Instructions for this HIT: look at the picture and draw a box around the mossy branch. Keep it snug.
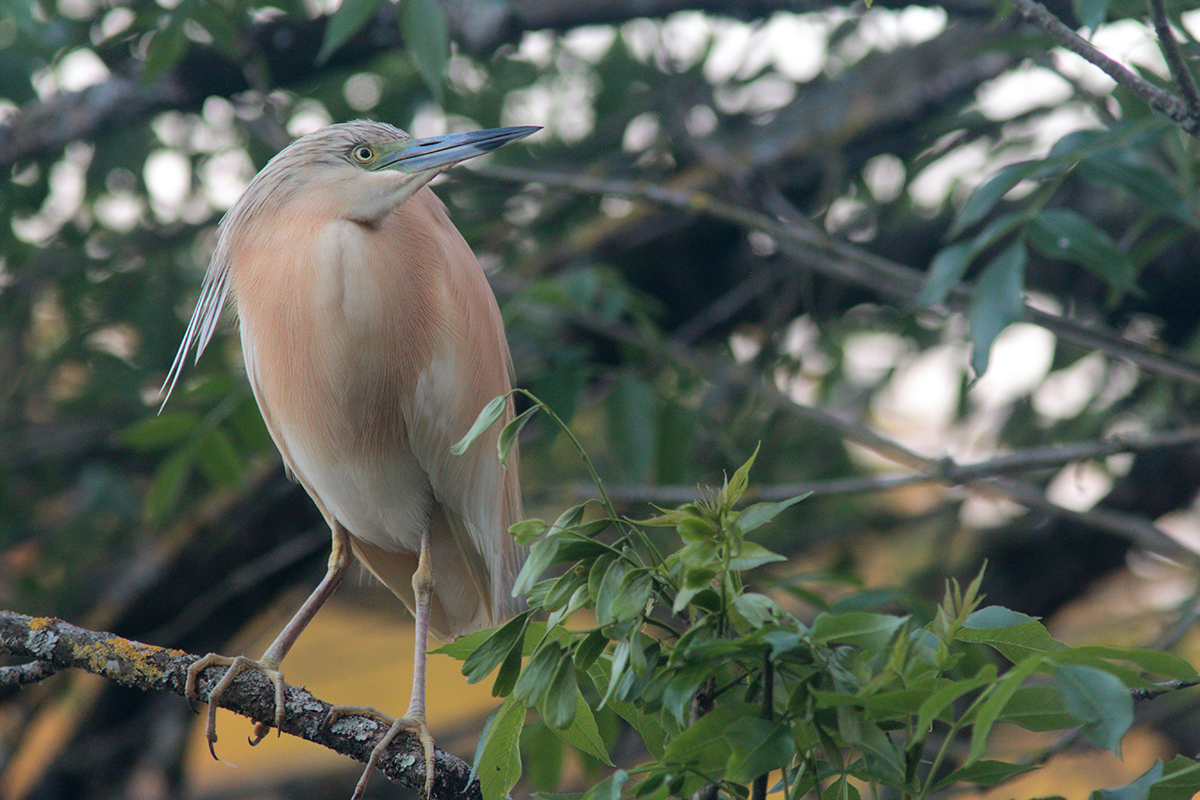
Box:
[0,610,481,800]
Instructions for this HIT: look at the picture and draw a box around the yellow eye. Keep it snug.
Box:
[351,145,374,164]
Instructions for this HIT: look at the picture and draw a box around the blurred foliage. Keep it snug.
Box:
[3,0,1200,796]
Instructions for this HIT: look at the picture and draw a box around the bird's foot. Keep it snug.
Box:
[186,653,287,757]
[325,705,435,800]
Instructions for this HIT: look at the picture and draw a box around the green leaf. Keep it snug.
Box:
[595,559,630,626]
[1097,759,1163,800]
[836,705,905,781]
[609,570,653,622]
[717,443,759,511]
[723,718,795,784]
[399,0,448,105]
[600,638,631,708]
[143,22,188,82]
[932,759,1038,791]
[475,696,526,800]
[967,242,1026,377]
[1150,756,1200,800]
[499,405,538,467]
[661,662,714,725]
[195,427,241,488]
[453,394,508,455]
[550,503,588,534]
[317,0,388,64]
[1000,686,1079,731]
[1073,0,1113,32]
[514,641,568,708]
[664,704,757,769]
[919,214,1025,308]
[513,536,560,597]
[1028,209,1137,291]
[608,700,667,760]
[960,607,1065,662]
[737,494,808,534]
[510,519,548,545]
[431,625,494,660]
[728,541,787,571]
[540,652,579,729]
[547,691,613,764]
[1055,663,1133,755]
[463,613,528,684]
[523,723,564,790]
[574,631,609,672]
[916,666,996,735]
[964,606,1039,629]
[732,593,780,627]
[950,162,1037,237]
[1079,155,1195,225]
[968,655,1044,761]
[493,639,523,697]
[918,241,975,307]
[581,769,629,800]
[145,447,194,523]
[120,412,198,452]
[1066,646,1198,682]
[812,611,909,648]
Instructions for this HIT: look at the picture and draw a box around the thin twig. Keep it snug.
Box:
[0,660,64,687]
[577,425,1200,506]
[1006,0,1200,135]
[536,305,1199,563]
[474,165,1200,388]
[1146,0,1200,115]
[1131,678,1200,700]
[0,611,481,800]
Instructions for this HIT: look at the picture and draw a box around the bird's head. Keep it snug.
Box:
[239,120,539,230]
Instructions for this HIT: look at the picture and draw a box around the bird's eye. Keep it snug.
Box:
[351,145,374,164]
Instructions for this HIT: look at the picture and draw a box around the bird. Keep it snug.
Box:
[161,119,535,799]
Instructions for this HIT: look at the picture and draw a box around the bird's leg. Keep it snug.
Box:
[187,523,353,755]
[327,528,436,800]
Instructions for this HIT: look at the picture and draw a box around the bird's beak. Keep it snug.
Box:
[370,126,540,174]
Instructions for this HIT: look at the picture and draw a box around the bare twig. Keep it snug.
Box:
[583,425,1200,506]
[1146,0,1200,115]
[476,165,1200,388]
[0,660,64,688]
[1006,0,1200,135]
[0,611,481,800]
[537,299,1199,563]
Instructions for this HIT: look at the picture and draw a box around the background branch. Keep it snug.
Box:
[478,164,1200,387]
[0,612,482,800]
[1007,0,1200,134]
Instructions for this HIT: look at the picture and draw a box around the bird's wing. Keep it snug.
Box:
[398,189,525,631]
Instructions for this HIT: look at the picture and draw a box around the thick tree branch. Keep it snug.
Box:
[0,612,483,800]
[0,0,991,171]
[1007,0,1200,135]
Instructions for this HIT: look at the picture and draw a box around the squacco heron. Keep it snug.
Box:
[162,120,535,798]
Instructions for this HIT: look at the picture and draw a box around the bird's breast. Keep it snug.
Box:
[231,213,444,539]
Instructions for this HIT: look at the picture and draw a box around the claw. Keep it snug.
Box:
[325,705,435,799]
[186,652,288,758]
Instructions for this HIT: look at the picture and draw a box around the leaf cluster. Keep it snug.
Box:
[441,394,1200,800]
[918,120,1198,376]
